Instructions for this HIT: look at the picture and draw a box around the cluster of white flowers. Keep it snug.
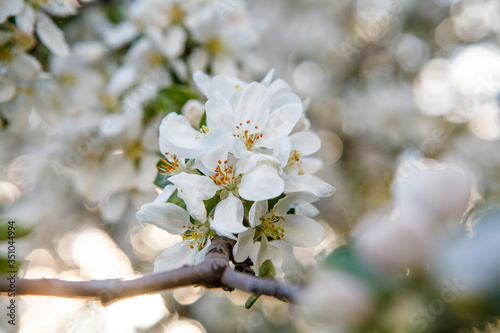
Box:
[136,70,334,273]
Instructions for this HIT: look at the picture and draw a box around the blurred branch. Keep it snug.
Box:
[0,236,300,305]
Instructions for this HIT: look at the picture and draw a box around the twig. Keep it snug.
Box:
[0,236,301,305]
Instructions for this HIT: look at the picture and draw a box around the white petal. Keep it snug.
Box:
[169,173,221,221]
[103,21,139,49]
[42,1,77,16]
[257,237,283,272]
[159,113,230,159]
[0,0,23,23]
[239,164,284,201]
[36,12,69,56]
[154,241,197,272]
[188,48,209,73]
[257,103,303,148]
[249,200,267,227]
[15,4,35,34]
[211,193,247,240]
[273,192,319,217]
[300,157,323,174]
[193,70,211,97]
[207,75,247,101]
[234,82,270,131]
[235,153,280,176]
[284,174,335,198]
[181,99,204,128]
[233,229,256,263]
[163,26,186,59]
[106,64,137,97]
[260,68,275,87]
[153,185,176,204]
[206,91,234,132]
[282,215,325,247]
[296,203,320,217]
[212,54,238,76]
[0,76,16,103]
[194,239,211,264]
[199,145,229,174]
[136,202,189,234]
[290,131,321,156]
[10,53,41,79]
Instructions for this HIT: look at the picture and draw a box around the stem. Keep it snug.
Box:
[0,236,301,305]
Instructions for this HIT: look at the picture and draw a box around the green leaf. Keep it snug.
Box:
[325,245,385,287]
[245,294,261,309]
[267,194,286,211]
[204,195,220,216]
[143,85,201,124]
[258,260,276,278]
[0,219,31,241]
[153,172,172,189]
[0,257,21,273]
[167,190,187,210]
[105,3,126,24]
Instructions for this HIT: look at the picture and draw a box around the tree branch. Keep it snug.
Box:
[0,236,301,305]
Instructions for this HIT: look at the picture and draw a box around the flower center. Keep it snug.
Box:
[206,38,224,54]
[233,120,263,150]
[195,125,209,139]
[170,4,185,24]
[257,210,285,241]
[157,153,181,175]
[210,160,235,186]
[181,222,211,250]
[287,150,302,167]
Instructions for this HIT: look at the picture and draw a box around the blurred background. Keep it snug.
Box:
[1,0,500,332]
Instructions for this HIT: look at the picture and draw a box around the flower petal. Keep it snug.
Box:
[257,237,283,272]
[194,239,211,264]
[0,76,16,103]
[15,4,35,34]
[211,192,247,240]
[282,215,325,247]
[249,200,267,227]
[206,91,234,132]
[169,173,221,221]
[290,131,321,156]
[257,103,303,148]
[193,70,211,97]
[136,202,189,235]
[234,82,270,131]
[153,241,197,272]
[233,228,256,263]
[239,164,284,201]
[273,192,319,216]
[36,12,69,56]
[0,0,23,23]
[284,174,335,198]
[159,113,230,159]
[153,185,176,204]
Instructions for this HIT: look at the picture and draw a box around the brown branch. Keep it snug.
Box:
[0,236,301,305]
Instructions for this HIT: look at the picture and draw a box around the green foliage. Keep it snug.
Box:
[153,171,172,189]
[0,257,21,273]
[325,245,392,293]
[167,190,187,210]
[105,3,126,24]
[143,85,201,124]
[204,195,220,217]
[0,219,31,241]
[259,260,276,278]
[245,294,261,309]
